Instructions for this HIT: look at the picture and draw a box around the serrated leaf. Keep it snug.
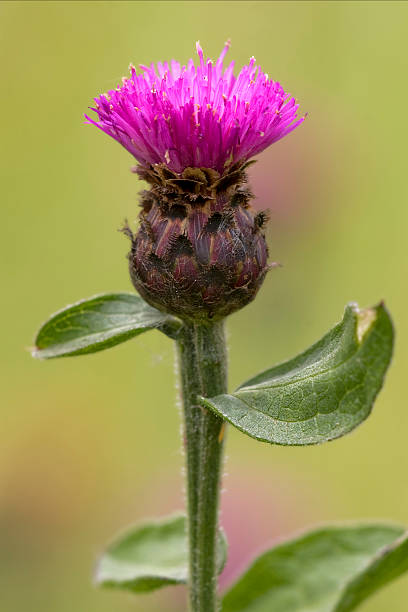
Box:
[202,302,393,445]
[32,292,180,359]
[222,524,408,612]
[95,514,228,593]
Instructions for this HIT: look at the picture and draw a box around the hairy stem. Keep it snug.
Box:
[177,320,228,612]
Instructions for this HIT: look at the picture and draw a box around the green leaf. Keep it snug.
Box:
[202,302,393,445]
[95,514,228,593]
[32,292,180,359]
[222,524,408,612]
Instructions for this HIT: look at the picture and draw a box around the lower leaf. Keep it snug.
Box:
[95,514,227,593]
[221,524,407,612]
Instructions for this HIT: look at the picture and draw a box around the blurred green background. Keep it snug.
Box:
[1,1,408,610]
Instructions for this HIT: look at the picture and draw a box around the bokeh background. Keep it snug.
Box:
[1,1,408,611]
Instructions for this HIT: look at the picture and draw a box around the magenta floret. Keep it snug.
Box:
[86,41,304,173]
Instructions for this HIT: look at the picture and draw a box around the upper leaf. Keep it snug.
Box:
[201,303,393,445]
[95,514,227,593]
[33,293,180,359]
[221,524,407,612]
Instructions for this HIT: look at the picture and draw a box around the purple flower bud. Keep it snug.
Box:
[125,163,269,320]
[87,43,304,320]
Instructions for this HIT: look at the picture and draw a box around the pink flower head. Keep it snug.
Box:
[86,41,304,174]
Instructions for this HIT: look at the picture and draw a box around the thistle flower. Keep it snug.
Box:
[87,42,304,321]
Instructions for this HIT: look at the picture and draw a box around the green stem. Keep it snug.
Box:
[177,320,228,612]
